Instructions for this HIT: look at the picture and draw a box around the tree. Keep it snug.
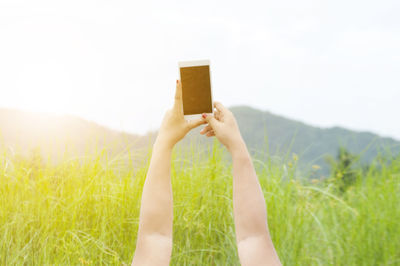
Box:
[326,147,359,192]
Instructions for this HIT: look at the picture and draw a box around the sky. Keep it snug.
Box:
[1,0,399,139]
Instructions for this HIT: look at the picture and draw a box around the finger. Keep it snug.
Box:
[202,113,218,128]
[200,124,213,134]
[173,80,183,112]
[206,130,215,137]
[200,127,213,136]
[214,109,221,121]
[213,101,228,113]
[187,118,206,130]
[200,125,212,134]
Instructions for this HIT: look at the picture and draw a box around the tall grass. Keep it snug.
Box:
[0,143,399,265]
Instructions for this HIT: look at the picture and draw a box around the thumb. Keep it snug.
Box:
[187,118,206,130]
[202,113,218,129]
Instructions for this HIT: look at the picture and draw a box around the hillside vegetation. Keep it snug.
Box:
[1,107,399,175]
[0,108,155,161]
[231,106,400,173]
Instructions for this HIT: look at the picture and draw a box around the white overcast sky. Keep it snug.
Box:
[1,0,399,139]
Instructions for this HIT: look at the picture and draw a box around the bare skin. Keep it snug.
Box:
[131,80,205,265]
[201,103,281,266]
[132,81,281,266]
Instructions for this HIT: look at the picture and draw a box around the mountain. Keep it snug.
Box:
[231,106,400,173]
[1,107,399,174]
[0,108,156,162]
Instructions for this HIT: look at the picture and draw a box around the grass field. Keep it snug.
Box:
[0,142,399,265]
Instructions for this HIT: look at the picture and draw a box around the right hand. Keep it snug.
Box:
[200,102,244,152]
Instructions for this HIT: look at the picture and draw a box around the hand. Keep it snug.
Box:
[157,80,206,149]
[200,102,244,153]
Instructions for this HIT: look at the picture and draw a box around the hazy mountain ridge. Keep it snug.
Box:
[231,106,400,171]
[1,107,399,173]
[0,108,155,160]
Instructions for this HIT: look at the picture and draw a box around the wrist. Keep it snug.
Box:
[230,141,252,167]
[227,136,248,157]
[154,135,175,151]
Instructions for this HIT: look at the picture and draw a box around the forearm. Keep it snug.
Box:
[137,137,173,238]
[202,103,280,265]
[231,139,269,242]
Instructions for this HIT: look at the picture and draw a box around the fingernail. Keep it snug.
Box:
[202,113,207,119]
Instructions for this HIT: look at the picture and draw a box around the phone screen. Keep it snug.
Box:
[180,65,212,115]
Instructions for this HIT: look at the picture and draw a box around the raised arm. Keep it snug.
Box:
[132,80,204,265]
[201,102,281,266]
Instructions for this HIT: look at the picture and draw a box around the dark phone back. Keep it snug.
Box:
[180,65,212,115]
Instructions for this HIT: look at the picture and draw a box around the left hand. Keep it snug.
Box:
[156,80,206,148]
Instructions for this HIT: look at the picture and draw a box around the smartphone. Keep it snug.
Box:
[178,60,213,120]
